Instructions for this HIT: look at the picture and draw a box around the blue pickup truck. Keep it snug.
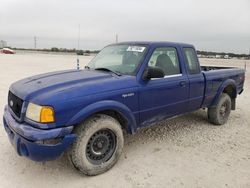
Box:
[3,42,245,175]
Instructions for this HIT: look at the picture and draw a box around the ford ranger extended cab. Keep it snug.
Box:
[3,42,245,175]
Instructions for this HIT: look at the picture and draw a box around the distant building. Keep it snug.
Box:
[215,55,222,59]
[0,40,7,48]
[206,55,216,58]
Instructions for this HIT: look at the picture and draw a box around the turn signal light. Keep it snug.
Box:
[40,107,55,123]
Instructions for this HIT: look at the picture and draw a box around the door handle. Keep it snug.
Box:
[179,81,187,87]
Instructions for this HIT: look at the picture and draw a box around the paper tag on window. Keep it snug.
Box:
[127,46,145,52]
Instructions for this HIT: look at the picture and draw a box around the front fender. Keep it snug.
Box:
[66,100,137,134]
[210,79,237,107]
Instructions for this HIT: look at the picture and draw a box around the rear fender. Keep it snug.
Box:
[210,79,237,108]
[66,100,137,134]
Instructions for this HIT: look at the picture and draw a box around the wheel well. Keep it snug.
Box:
[94,110,128,132]
[223,85,236,99]
[223,85,236,110]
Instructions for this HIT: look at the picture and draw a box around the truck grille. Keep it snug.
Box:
[8,91,23,118]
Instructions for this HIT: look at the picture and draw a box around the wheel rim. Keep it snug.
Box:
[86,129,116,165]
[220,102,229,118]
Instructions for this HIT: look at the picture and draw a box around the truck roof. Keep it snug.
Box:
[113,41,194,48]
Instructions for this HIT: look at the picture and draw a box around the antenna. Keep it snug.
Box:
[77,24,80,70]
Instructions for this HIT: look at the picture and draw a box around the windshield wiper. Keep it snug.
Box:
[94,67,122,76]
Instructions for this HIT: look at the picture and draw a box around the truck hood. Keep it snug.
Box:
[10,69,137,104]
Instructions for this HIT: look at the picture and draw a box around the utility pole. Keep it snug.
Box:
[115,34,118,43]
[77,24,80,70]
[34,36,37,49]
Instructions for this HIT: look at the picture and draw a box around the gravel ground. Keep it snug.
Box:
[0,53,249,188]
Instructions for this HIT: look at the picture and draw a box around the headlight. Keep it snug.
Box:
[26,103,55,123]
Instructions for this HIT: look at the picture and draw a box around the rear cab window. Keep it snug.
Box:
[183,48,200,74]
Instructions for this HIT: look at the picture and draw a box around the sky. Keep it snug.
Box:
[0,0,250,53]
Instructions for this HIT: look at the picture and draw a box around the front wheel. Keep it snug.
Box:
[68,114,124,176]
[208,93,232,125]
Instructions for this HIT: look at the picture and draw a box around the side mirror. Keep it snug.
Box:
[142,66,165,80]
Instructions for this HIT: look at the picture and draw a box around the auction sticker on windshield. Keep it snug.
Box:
[126,46,145,52]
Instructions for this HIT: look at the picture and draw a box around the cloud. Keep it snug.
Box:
[0,0,249,53]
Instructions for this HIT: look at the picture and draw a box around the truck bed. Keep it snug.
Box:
[201,66,245,108]
[201,65,238,71]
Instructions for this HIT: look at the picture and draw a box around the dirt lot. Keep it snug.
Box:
[0,53,249,188]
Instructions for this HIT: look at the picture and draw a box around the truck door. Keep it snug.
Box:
[138,47,189,127]
[183,47,205,111]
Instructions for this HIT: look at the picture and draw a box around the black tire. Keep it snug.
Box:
[68,114,124,176]
[208,93,232,125]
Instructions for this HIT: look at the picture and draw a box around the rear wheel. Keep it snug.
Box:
[68,114,124,176]
[208,93,231,125]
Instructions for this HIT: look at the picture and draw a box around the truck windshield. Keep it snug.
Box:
[88,44,147,75]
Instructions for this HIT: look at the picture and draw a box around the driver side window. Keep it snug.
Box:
[148,47,181,76]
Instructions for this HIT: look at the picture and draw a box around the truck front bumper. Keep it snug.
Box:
[3,106,76,161]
